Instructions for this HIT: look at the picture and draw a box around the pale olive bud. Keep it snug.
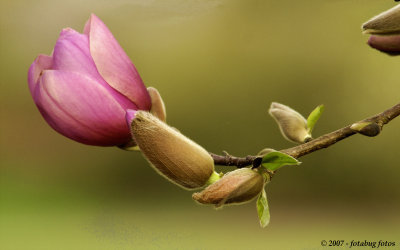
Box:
[268,102,311,144]
[350,121,381,137]
[362,4,400,35]
[128,111,214,189]
[147,87,166,122]
[192,168,264,208]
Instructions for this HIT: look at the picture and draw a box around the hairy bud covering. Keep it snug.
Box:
[192,168,264,208]
[362,4,400,35]
[269,102,311,143]
[28,14,152,146]
[120,87,167,151]
[130,111,214,189]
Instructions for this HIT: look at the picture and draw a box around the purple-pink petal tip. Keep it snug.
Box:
[125,109,137,127]
[368,35,400,56]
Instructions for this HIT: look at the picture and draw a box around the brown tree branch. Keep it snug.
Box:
[210,102,400,167]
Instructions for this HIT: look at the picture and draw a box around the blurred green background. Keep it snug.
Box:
[1,0,400,249]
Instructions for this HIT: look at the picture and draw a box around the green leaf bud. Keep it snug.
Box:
[261,151,301,171]
[306,104,324,134]
[257,188,270,228]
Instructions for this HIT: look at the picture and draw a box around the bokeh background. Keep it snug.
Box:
[1,0,399,249]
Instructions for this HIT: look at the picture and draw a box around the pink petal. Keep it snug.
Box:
[368,35,400,55]
[84,14,151,110]
[125,109,137,128]
[35,70,137,146]
[28,54,53,96]
[125,109,138,142]
[52,28,100,79]
[52,27,140,113]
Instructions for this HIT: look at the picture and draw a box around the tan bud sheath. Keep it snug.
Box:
[131,111,214,189]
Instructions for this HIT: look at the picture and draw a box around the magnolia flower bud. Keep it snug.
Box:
[362,4,400,35]
[192,168,264,208]
[362,5,400,55]
[128,111,214,189]
[28,14,153,147]
[269,102,311,144]
[350,121,381,137]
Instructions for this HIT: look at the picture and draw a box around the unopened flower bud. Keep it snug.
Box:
[362,5,400,55]
[128,111,214,189]
[362,4,400,35]
[192,168,264,208]
[269,102,311,143]
[28,14,152,147]
[350,121,381,137]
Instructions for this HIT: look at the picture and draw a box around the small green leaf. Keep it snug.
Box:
[205,171,222,186]
[261,151,300,171]
[257,188,270,228]
[306,104,324,133]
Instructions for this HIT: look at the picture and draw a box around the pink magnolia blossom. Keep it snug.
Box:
[28,14,152,146]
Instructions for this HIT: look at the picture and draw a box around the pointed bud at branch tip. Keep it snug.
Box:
[131,111,214,189]
[362,5,400,55]
[362,4,400,35]
[192,168,264,208]
[269,102,311,144]
[350,121,381,137]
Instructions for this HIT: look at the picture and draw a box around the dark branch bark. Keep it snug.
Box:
[211,102,400,167]
[210,153,258,168]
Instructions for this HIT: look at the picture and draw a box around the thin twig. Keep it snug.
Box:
[210,102,400,167]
